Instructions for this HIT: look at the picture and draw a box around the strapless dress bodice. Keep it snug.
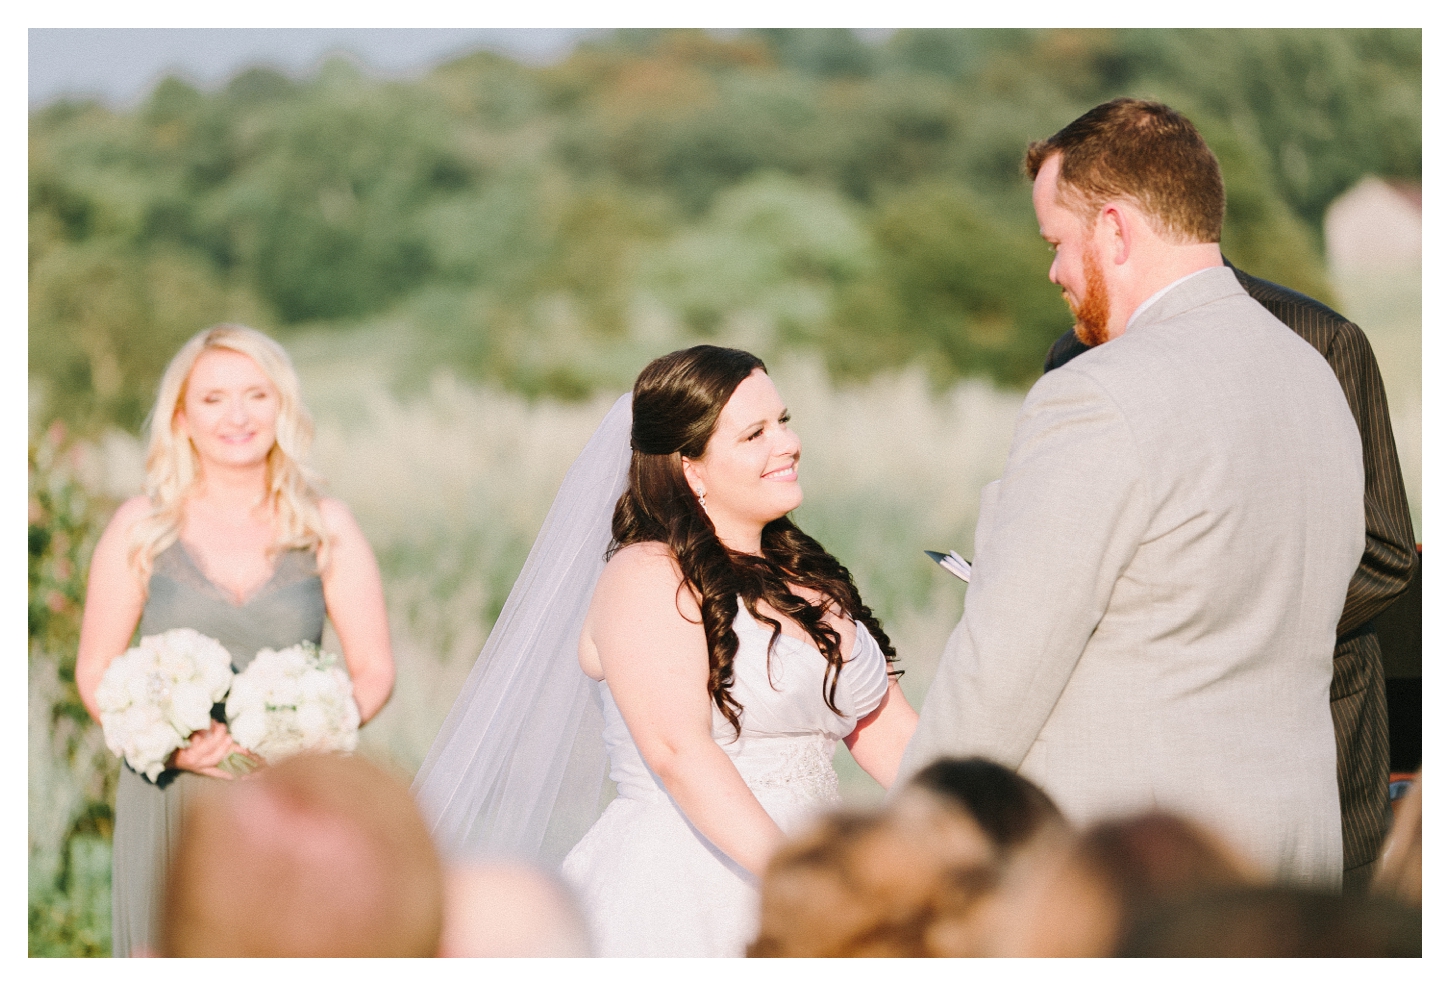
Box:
[595,602,890,807]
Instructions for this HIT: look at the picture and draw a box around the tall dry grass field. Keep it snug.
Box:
[60,234,1419,812]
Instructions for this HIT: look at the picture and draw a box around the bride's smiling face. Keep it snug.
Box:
[682,369,802,550]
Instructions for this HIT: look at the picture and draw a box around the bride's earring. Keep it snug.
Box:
[695,488,706,508]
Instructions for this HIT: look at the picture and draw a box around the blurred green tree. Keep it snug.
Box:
[831,183,1064,387]
[28,27,1420,427]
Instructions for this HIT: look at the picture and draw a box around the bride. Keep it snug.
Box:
[413,345,918,956]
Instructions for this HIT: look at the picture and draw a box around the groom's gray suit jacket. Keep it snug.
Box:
[900,266,1364,886]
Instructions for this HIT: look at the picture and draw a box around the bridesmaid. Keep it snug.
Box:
[74,324,395,956]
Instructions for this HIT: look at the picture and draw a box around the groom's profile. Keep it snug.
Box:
[898,98,1365,887]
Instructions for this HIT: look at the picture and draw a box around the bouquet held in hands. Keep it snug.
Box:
[95,627,235,781]
[226,641,361,765]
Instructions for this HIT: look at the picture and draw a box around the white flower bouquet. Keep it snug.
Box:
[225,642,360,764]
[95,627,235,782]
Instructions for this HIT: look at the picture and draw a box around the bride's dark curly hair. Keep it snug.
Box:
[610,345,898,737]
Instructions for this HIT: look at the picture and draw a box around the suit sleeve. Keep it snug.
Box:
[898,365,1151,781]
[1323,321,1418,635]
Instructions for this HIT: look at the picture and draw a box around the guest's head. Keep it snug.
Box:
[161,752,444,956]
[131,323,328,579]
[613,345,895,738]
[1119,884,1422,957]
[1023,98,1224,346]
[438,861,591,957]
[985,810,1257,956]
[750,797,998,957]
[1076,810,1257,903]
[904,757,1067,859]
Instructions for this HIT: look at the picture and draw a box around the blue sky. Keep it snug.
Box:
[28,28,602,108]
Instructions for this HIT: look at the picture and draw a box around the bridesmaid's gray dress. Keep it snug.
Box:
[110,541,325,957]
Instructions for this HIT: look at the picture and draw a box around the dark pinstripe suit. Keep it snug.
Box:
[1043,261,1418,888]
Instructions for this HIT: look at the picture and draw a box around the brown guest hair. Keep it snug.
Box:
[908,757,1067,856]
[1024,97,1225,245]
[611,345,897,737]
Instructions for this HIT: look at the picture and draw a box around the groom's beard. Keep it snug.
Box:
[1070,247,1111,347]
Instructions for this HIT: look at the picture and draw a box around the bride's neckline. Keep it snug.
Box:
[732,602,862,657]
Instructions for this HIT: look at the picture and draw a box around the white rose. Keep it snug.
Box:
[333,709,360,751]
[331,667,356,697]
[294,703,330,748]
[148,627,199,669]
[167,680,214,736]
[201,657,234,703]
[131,719,183,781]
[118,701,165,738]
[95,670,129,714]
[154,643,193,681]
[98,712,128,759]
[277,648,309,676]
[270,676,302,708]
[225,676,263,719]
[228,707,265,752]
[296,669,332,704]
[123,664,157,707]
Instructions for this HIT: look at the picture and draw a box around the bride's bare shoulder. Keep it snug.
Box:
[593,542,698,618]
[582,542,698,678]
[600,541,678,581]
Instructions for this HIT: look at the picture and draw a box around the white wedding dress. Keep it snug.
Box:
[561,602,891,957]
[410,396,892,958]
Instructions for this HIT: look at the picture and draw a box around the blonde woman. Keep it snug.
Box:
[75,325,394,957]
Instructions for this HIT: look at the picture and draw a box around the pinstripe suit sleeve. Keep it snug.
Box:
[1318,320,1419,633]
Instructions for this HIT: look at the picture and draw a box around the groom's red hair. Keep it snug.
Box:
[1025,97,1225,245]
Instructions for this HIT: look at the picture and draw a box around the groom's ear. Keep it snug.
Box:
[1100,202,1133,265]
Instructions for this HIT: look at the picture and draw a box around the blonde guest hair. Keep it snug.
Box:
[127,324,330,583]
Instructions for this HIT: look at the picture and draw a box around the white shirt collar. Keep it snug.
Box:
[1124,266,1221,333]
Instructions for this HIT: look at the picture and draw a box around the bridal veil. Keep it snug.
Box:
[411,393,632,867]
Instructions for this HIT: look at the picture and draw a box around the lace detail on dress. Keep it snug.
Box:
[733,735,840,805]
[154,541,321,607]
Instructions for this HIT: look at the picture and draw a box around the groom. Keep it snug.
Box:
[898,98,1365,887]
[1043,259,1420,895]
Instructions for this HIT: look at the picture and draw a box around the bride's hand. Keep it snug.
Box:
[170,721,248,780]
